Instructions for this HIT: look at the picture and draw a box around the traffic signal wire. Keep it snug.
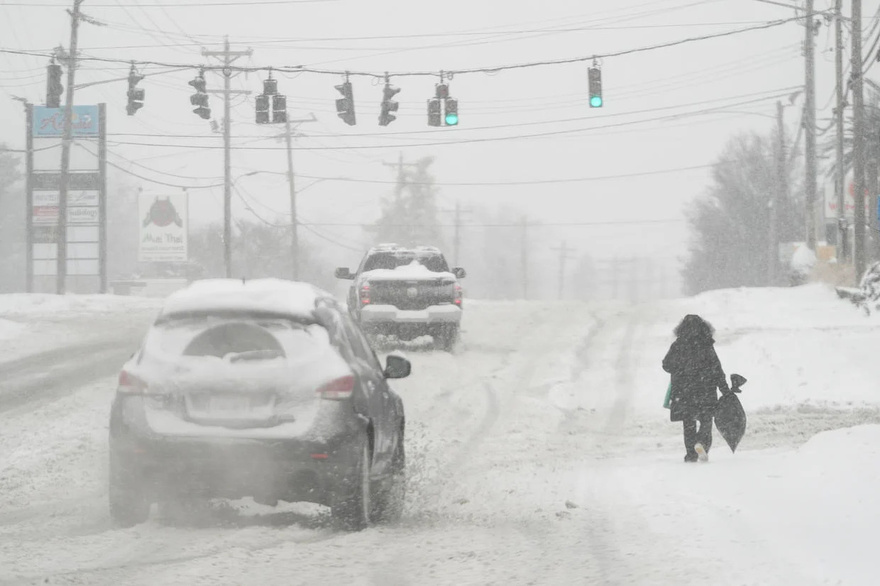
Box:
[0,15,805,80]
[99,90,799,151]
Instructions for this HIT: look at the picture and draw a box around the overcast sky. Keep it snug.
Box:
[1,0,877,282]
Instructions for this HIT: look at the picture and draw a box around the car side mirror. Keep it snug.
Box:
[384,352,411,379]
[452,267,466,279]
[335,267,354,280]
[730,373,747,392]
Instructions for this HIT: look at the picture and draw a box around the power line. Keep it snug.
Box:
[0,16,805,79]
[99,91,798,151]
[4,0,337,6]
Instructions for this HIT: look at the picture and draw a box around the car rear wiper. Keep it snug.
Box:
[225,349,285,363]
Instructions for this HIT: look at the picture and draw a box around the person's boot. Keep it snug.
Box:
[694,443,708,462]
[684,452,698,463]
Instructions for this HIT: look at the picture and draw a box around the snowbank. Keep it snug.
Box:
[0,293,164,317]
[0,294,164,362]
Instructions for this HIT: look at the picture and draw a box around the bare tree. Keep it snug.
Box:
[683,132,803,294]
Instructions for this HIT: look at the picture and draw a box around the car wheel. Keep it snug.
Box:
[435,324,459,352]
[331,437,372,531]
[108,452,150,527]
[373,433,406,524]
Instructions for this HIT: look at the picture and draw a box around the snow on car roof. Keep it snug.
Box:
[362,261,456,281]
[160,278,330,319]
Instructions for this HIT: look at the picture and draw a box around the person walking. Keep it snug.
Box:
[662,314,729,463]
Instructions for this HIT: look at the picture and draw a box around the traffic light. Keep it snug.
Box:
[444,98,459,126]
[255,73,286,124]
[379,82,400,126]
[126,64,145,116]
[46,59,63,108]
[588,67,603,108]
[255,94,270,124]
[272,94,287,123]
[335,81,356,126]
[427,82,459,127]
[189,69,210,120]
[427,98,442,127]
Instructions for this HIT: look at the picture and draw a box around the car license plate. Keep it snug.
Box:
[209,394,251,416]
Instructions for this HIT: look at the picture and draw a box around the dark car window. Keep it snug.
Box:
[362,251,450,273]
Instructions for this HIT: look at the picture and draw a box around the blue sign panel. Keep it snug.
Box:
[32,105,99,137]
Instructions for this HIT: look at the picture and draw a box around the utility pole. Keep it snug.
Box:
[383,152,418,201]
[770,100,787,285]
[56,0,84,294]
[804,0,818,252]
[852,0,867,281]
[203,38,251,278]
[835,0,848,264]
[550,240,576,300]
[439,201,472,267]
[278,113,316,280]
[520,216,530,299]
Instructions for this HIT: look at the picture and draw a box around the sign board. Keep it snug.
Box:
[69,206,99,224]
[32,225,59,244]
[138,192,188,262]
[33,206,58,225]
[33,190,99,207]
[31,172,101,191]
[32,105,99,137]
[825,173,872,219]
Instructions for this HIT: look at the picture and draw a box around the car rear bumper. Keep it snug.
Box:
[112,433,358,505]
[359,304,461,324]
[110,397,366,505]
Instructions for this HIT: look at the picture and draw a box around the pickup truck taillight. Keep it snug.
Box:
[454,283,463,306]
[360,283,370,305]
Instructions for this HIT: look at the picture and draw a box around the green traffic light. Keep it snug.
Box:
[590,96,603,108]
[445,112,459,126]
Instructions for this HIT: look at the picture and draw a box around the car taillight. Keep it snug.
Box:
[360,284,370,305]
[317,375,355,400]
[454,283,463,306]
[117,369,148,394]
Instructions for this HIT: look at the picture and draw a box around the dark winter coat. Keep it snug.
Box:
[662,315,728,422]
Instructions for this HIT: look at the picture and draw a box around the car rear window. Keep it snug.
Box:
[362,251,449,272]
[143,314,330,363]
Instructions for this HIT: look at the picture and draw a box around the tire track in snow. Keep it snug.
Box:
[0,336,141,413]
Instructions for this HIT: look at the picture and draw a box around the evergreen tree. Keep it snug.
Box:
[372,156,444,248]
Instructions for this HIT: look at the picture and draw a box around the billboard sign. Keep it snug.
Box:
[138,193,188,262]
[32,105,100,137]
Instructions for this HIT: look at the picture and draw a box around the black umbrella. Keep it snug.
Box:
[714,373,747,453]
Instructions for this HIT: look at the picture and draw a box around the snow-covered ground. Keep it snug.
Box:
[0,284,878,585]
[0,294,164,362]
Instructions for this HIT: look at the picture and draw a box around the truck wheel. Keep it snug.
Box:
[435,324,459,352]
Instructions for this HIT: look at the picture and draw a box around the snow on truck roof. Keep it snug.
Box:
[160,278,331,319]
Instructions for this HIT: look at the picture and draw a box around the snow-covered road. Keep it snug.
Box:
[1,287,879,585]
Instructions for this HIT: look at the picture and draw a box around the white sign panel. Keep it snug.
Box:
[138,192,188,262]
[825,173,871,219]
[33,190,99,207]
[69,206,99,224]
